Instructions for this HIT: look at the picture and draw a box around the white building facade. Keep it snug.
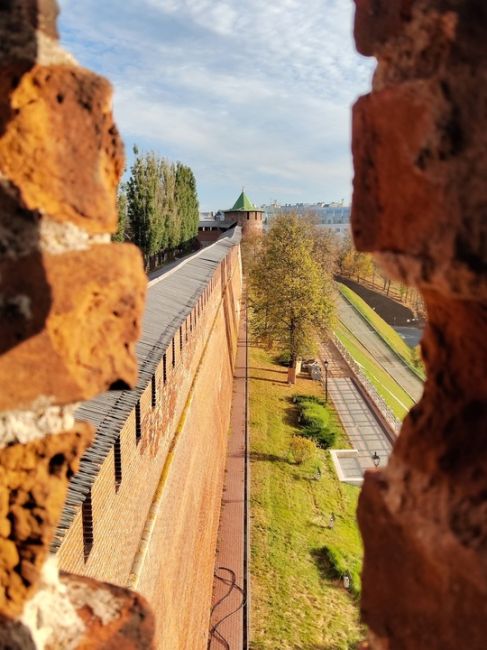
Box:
[263,202,351,237]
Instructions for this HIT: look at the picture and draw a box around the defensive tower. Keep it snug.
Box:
[224,190,264,236]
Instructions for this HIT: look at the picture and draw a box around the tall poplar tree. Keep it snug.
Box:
[126,150,166,259]
[125,147,200,264]
[113,182,128,242]
[175,163,199,246]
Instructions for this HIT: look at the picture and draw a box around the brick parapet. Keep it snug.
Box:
[56,243,242,648]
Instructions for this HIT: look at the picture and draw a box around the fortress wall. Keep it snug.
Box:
[56,243,242,646]
[134,249,242,649]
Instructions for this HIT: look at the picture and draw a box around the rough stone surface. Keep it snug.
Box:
[0,65,123,233]
[354,0,415,56]
[0,3,150,644]
[0,243,146,412]
[64,574,155,650]
[353,1,487,648]
[0,425,93,618]
[352,0,487,300]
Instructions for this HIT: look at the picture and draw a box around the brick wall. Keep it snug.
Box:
[0,1,153,647]
[352,1,487,648]
[56,244,242,648]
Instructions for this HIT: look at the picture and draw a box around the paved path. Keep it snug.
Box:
[209,299,247,650]
[338,295,424,402]
[329,377,393,474]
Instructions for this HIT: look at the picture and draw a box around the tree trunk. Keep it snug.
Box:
[288,363,297,384]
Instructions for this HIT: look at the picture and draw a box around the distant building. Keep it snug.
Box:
[264,201,351,237]
[224,190,264,237]
[198,211,236,246]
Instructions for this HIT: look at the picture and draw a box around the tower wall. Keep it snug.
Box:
[226,210,264,236]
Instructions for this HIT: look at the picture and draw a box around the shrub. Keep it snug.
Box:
[293,394,325,406]
[295,396,336,449]
[275,351,291,367]
[289,436,316,465]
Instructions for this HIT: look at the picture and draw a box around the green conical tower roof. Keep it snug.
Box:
[228,190,264,212]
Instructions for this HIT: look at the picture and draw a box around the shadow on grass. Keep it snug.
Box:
[248,366,287,375]
[310,547,338,582]
[250,451,290,464]
[248,375,288,385]
[284,402,299,427]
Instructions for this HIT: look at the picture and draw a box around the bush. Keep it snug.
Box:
[275,351,291,367]
[289,436,316,465]
[293,394,325,406]
[294,396,336,449]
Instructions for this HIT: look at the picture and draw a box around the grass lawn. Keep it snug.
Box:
[338,283,425,380]
[249,346,364,650]
[335,321,414,420]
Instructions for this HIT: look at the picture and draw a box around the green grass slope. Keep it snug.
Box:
[338,283,425,380]
[250,347,364,650]
[335,321,414,420]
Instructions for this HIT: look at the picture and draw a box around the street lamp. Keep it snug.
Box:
[324,359,329,403]
[372,451,380,468]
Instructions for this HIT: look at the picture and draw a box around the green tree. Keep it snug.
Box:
[126,149,170,262]
[162,160,178,250]
[125,147,200,266]
[175,163,199,247]
[249,213,335,383]
[112,182,129,242]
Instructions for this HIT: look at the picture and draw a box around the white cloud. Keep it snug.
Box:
[58,0,374,209]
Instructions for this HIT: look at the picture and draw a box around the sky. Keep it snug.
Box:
[58,0,374,211]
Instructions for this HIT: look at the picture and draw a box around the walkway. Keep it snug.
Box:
[320,339,393,481]
[329,377,393,474]
[338,295,424,402]
[208,299,248,649]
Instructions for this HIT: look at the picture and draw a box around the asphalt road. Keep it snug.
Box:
[338,295,424,403]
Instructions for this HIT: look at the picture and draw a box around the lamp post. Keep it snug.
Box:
[324,359,329,403]
[372,451,380,468]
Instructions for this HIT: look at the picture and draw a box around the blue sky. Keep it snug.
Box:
[58,0,373,211]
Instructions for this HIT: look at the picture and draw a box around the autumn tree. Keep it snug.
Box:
[337,232,373,281]
[313,228,340,277]
[249,213,335,383]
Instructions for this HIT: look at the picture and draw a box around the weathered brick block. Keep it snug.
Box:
[64,574,155,650]
[352,82,449,252]
[354,0,415,55]
[0,424,93,618]
[0,243,146,411]
[0,65,124,233]
[353,1,487,648]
